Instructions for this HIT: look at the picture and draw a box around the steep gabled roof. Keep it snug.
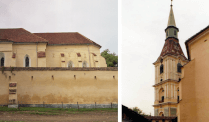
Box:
[34,32,101,48]
[0,28,48,43]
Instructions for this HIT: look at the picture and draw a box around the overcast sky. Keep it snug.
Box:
[121,0,209,115]
[0,0,118,54]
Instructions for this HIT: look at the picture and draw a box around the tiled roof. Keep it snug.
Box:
[34,32,101,48]
[0,28,48,43]
[159,37,187,60]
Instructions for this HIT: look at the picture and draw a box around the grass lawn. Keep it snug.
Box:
[0,107,117,115]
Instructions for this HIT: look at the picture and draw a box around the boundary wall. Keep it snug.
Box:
[0,67,118,108]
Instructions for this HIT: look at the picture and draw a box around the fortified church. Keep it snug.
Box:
[0,28,118,108]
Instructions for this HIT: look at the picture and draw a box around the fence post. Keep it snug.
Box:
[77,102,79,110]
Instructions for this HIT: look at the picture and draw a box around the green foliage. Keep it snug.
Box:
[131,107,149,116]
[0,107,117,115]
[101,49,118,67]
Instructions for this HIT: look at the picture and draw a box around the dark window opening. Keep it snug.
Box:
[177,63,182,73]
[25,57,29,67]
[179,78,181,82]
[174,30,176,36]
[160,79,163,82]
[160,64,164,74]
[162,96,164,102]
[177,96,179,102]
[1,57,4,66]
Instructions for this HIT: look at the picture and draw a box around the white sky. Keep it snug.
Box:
[121,0,209,115]
[0,0,118,54]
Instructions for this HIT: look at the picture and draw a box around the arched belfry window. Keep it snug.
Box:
[174,30,177,36]
[67,61,73,68]
[160,64,164,74]
[24,55,30,67]
[177,63,182,73]
[0,52,5,67]
[82,61,88,67]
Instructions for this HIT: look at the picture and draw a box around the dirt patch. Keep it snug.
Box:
[0,111,118,122]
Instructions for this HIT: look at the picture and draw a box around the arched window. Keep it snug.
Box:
[24,55,30,67]
[177,63,182,73]
[160,64,163,74]
[0,52,5,67]
[1,57,4,66]
[67,61,73,68]
[174,30,176,36]
[82,61,88,67]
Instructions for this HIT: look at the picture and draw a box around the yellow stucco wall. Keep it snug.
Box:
[0,69,117,105]
[178,30,209,122]
[0,43,107,67]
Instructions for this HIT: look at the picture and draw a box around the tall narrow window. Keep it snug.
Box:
[177,63,182,73]
[1,57,4,66]
[166,31,168,36]
[160,64,164,74]
[25,56,29,67]
[162,96,164,102]
[174,30,177,36]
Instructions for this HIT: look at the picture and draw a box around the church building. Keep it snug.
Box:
[0,28,107,68]
[0,28,118,108]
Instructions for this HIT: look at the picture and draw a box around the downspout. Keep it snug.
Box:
[87,44,91,67]
[36,43,38,67]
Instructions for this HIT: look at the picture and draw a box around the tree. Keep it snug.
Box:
[132,107,149,116]
[101,49,118,67]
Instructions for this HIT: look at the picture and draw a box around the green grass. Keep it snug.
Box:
[0,107,117,115]
[0,120,24,122]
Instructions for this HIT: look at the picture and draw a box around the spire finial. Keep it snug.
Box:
[171,0,173,7]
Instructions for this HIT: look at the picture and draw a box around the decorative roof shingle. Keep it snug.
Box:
[159,38,187,60]
[34,32,101,48]
[0,28,48,43]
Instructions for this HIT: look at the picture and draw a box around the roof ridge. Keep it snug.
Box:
[33,32,78,34]
[21,28,48,43]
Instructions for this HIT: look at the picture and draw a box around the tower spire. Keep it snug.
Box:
[167,0,176,27]
[165,0,179,40]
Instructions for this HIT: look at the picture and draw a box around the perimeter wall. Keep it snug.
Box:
[0,67,118,108]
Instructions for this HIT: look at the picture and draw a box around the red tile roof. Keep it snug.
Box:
[34,32,101,48]
[159,38,187,60]
[0,28,48,43]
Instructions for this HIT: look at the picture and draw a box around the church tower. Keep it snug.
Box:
[153,2,189,116]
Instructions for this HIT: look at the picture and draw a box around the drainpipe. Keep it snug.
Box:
[36,43,38,67]
[87,44,91,67]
